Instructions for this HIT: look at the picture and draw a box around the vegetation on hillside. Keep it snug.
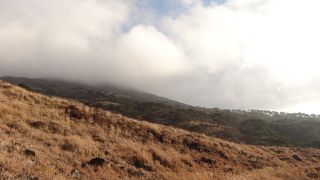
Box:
[2,76,320,148]
[1,80,320,179]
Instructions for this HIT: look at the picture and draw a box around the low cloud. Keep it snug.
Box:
[1,0,320,113]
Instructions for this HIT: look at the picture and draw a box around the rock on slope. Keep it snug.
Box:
[0,80,319,180]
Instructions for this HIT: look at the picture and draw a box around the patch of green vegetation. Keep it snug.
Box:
[239,119,291,146]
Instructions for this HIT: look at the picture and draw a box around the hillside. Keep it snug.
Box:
[0,76,190,108]
[1,81,320,179]
[2,76,320,148]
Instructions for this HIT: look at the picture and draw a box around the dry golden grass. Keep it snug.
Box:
[0,80,320,179]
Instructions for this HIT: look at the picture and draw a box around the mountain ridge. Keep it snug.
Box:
[0,76,191,108]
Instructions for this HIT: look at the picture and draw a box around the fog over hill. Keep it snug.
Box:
[1,0,320,113]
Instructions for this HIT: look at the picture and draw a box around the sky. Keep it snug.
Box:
[1,0,320,113]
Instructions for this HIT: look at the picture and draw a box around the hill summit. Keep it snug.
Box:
[0,80,320,179]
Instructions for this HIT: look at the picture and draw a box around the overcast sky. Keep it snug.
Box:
[1,0,320,113]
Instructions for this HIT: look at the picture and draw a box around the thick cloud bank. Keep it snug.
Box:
[1,0,320,113]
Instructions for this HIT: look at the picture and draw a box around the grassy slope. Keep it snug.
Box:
[1,81,320,179]
[2,77,320,148]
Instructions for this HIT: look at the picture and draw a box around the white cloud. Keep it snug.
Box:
[0,0,192,88]
[158,0,320,111]
[1,0,320,113]
[113,25,191,79]
[0,0,133,84]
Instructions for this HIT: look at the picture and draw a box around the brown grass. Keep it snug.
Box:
[0,80,320,179]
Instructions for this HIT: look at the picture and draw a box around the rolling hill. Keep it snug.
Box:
[0,80,320,179]
[2,76,320,148]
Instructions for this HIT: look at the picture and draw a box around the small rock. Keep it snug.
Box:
[66,105,86,120]
[71,169,81,178]
[292,154,302,162]
[130,156,153,171]
[278,156,290,161]
[24,149,36,157]
[28,121,46,129]
[26,160,36,165]
[27,176,39,180]
[87,157,106,167]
